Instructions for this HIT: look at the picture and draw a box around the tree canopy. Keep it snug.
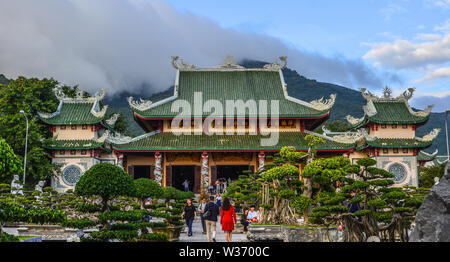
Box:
[75,163,136,211]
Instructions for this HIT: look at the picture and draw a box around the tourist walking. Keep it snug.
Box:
[204,195,220,242]
[216,193,222,210]
[241,207,250,234]
[182,198,196,237]
[220,197,237,242]
[198,198,207,234]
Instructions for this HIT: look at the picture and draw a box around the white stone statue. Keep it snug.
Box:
[11,175,23,195]
[434,176,440,185]
[35,180,45,192]
[201,153,209,191]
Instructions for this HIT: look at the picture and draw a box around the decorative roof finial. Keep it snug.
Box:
[171,56,196,70]
[263,56,288,70]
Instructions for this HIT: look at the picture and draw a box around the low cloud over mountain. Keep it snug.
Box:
[0,0,398,96]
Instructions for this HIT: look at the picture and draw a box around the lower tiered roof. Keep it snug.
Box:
[111,132,356,152]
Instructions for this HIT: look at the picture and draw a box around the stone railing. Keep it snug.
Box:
[247,224,342,242]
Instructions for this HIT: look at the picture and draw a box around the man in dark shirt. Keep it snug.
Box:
[204,195,220,242]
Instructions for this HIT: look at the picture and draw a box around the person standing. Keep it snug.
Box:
[182,179,190,192]
[241,207,250,234]
[182,198,196,237]
[204,195,219,242]
[215,179,220,194]
[198,198,207,234]
[220,197,237,242]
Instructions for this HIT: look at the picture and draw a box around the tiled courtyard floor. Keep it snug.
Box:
[178,217,249,242]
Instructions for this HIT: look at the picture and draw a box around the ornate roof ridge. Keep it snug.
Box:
[107,130,161,145]
[360,87,415,102]
[418,149,439,157]
[54,87,106,103]
[304,130,357,145]
[171,55,288,72]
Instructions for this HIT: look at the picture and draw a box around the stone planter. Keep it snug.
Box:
[247,225,284,242]
[151,225,183,242]
[16,224,80,241]
[248,224,342,242]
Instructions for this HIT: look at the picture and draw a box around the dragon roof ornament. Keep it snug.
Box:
[94,130,110,143]
[331,130,365,144]
[263,56,288,70]
[53,87,106,103]
[360,87,416,102]
[107,130,161,145]
[127,96,153,111]
[346,115,365,126]
[411,105,434,118]
[418,128,441,142]
[309,94,336,111]
[171,56,196,70]
[105,113,120,127]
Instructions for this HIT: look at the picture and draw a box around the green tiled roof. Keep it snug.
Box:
[112,131,355,151]
[417,150,438,161]
[366,138,432,149]
[133,71,330,118]
[43,139,104,150]
[367,101,429,125]
[40,102,106,125]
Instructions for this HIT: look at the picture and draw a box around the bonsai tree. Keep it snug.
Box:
[134,178,163,208]
[309,157,426,242]
[75,163,136,212]
[224,170,261,209]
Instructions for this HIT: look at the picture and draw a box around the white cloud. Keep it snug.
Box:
[427,0,450,8]
[379,4,408,20]
[415,67,450,82]
[0,0,393,96]
[434,19,450,32]
[363,34,450,69]
[415,33,442,41]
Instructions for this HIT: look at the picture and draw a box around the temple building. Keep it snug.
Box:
[342,87,440,187]
[39,56,439,193]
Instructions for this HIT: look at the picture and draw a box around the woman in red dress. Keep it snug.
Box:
[220,197,237,242]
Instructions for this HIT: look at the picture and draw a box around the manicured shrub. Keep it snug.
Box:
[75,163,136,211]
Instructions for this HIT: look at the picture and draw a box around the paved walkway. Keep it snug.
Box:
[178,217,249,242]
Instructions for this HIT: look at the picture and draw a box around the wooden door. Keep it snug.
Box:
[194,166,201,193]
[165,166,172,187]
[210,166,217,186]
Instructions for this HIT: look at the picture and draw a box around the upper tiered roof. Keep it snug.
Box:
[38,88,108,125]
[346,87,433,128]
[128,56,336,120]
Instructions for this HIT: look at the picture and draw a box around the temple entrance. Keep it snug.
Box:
[216,165,252,182]
[171,165,196,192]
[133,165,151,179]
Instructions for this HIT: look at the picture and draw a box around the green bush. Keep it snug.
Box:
[134,178,163,204]
[97,210,149,222]
[89,229,138,242]
[140,233,168,242]
[0,233,19,242]
[75,163,136,211]
[76,203,102,213]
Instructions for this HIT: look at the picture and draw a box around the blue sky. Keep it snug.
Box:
[0,0,448,111]
[166,0,450,111]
